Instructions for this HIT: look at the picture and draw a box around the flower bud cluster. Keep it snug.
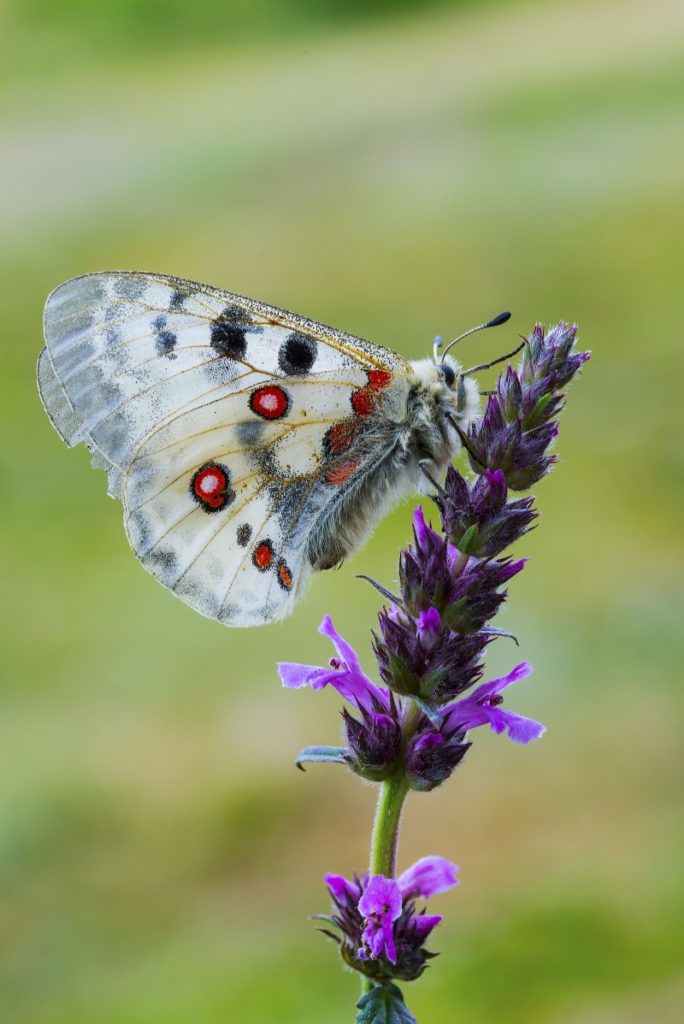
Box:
[467,322,589,489]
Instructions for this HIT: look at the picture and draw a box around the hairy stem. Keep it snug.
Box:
[368,775,409,879]
[360,700,421,995]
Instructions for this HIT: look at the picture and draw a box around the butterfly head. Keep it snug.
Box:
[408,355,480,422]
[405,355,481,477]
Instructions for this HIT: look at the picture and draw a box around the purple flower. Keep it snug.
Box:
[358,875,403,962]
[442,662,545,743]
[278,615,389,713]
[321,856,458,981]
[280,617,401,779]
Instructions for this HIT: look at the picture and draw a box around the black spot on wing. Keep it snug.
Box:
[235,421,266,446]
[144,546,179,582]
[211,315,247,360]
[114,276,146,300]
[153,314,177,359]
[222,304,254,324]
[278,332,317,375]
[169,289,186,309]
[237,523,252,547]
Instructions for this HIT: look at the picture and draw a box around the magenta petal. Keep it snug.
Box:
[442,697,489,732]
[499,709,546,743]
[383,927,397,964]
[397,856,459,900]
[318,614,363,675]
[358,875,402,964]
[358,876,402,920]
[361,920,396,963]
[317,616,389,711]
[281,617,389,712]
[412,506,430,548]
[416,608,441,651]
[446,541,467,572]
[277,662,330,689]
[474,661,533,699]
[441,661,544,743]
[411,913,443,941]
[487,711,509,735]
[325,873,359,905]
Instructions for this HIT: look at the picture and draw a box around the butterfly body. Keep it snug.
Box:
[38,272,479,626]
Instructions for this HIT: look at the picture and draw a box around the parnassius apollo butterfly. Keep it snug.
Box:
[38,271,511,627]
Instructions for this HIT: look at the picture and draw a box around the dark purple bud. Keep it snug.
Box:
[498,364,523,423]
[406,728,471,791]
[434,466,538,559]
[439,555,526,634]
[343,703,401,781]
[373,606,491,703]
[398,542,454,621]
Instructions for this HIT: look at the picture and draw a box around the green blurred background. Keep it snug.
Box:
[2,0,683,1021]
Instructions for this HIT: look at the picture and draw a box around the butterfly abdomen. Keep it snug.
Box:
[307,428,407,571]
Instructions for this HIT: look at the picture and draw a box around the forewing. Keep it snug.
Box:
[39,271,409,497]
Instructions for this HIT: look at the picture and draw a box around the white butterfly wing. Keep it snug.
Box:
[125,375,387,626]
[39,271,410,626]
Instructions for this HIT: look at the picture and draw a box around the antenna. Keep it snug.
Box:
[461,339,525,378]
[433,335,444,363]
[439,310,511,363]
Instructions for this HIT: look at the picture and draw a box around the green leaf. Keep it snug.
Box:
[386,651,419,696]
[355,983,418,1024]
[295,745,350,770]
[458,523,479,554]
[522,390,555,429]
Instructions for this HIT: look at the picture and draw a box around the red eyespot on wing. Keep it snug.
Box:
[351,389,375,416]
[350,371,392,416]
[324,419,358,456]
[277,560,294,591]
[253,540,275,571]
[250,385,290,420]
[367,369,393,391]
[325,459,360,485]
[190,463,234,512]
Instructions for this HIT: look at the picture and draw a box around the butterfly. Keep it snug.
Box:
[38,271,511,627]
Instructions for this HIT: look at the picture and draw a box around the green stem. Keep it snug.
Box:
[368,775,409,879]
[360,699,421,996]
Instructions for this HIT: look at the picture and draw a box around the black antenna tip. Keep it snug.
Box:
[486,311,511,328]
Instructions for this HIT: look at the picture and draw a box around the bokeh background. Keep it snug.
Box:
[2,0,683,1021]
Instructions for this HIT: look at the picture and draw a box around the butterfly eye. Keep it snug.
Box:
[441,363,456,388]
